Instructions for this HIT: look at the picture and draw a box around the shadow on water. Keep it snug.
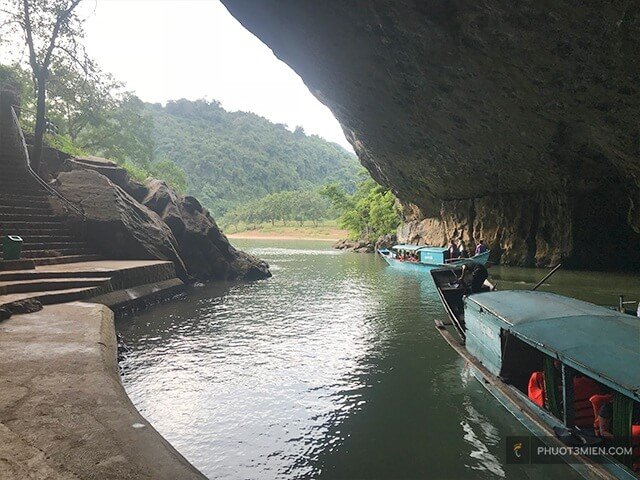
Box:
[116,239,631,479]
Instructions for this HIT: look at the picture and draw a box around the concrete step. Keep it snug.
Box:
[0,185,46,193]
[0,269,114,282]
[0,213,63,222]
[0,220,69,229]
[4,235,76,242]
[0,192,49,200]
[0,242,86,252]
[0,260,175,285]
[0,205,55,215]
[0,258,35,272]
[33,254,103,266]
[0,182,46,190]
[0,229,74,239]
[17,248,95,259]
[0,277,111,295]
[0,198,52,208]
[0,286,100,309]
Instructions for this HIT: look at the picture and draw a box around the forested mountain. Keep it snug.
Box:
[147,99,359,215]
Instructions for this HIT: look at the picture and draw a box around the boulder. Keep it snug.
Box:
[332,238,375,253]
[140,179,270,281]
[375,234,397,251]
[54,169,189,281]
[47,155,271,281]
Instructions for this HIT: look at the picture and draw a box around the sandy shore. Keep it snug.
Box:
[228,233,340,242]
[227,228,347,242]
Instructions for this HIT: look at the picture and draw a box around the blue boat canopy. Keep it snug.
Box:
[466,290,640,400]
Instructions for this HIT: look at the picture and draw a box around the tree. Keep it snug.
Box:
[2,0,87,172]
[46,58,121,142]
[321,175,400,241]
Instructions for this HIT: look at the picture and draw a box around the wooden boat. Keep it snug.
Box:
[377,244,490,271]
[431,265,640,479]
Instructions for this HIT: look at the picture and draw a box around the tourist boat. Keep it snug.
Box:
[377,244,490,271]
[430,265,640,479]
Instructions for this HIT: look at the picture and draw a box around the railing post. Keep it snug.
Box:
[562,364,575,427]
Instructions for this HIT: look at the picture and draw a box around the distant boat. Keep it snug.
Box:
[430,265,640,480]
[377,244,490,271]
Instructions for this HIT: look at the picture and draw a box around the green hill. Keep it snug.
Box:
[147,99,359,216]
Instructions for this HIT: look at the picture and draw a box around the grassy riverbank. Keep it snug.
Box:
[225,220,348,241]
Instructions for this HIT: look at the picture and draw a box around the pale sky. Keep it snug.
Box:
[78,0,353,151]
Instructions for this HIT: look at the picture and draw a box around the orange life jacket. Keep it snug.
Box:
[573,376,603,427]
[527,371,545,408]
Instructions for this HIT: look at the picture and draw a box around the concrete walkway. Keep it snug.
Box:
[0,302,205,479]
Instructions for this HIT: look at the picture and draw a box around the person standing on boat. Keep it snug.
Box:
[459,240,469,258]
[475,239,488,255]
[448,239,461,260]
[457,261,488,293]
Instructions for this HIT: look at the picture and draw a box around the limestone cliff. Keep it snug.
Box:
[222,0,640,268]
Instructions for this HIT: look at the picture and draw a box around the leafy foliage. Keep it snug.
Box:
[321,173,400,241]
[222,189,332,230]
[1,0,89,170]
[148,99,359,216]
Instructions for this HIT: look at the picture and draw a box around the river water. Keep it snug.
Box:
[116,239,640,479]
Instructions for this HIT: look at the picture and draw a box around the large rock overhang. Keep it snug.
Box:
[221,0,640,269]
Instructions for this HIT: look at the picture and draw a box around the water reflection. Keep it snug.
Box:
[117,240,593,479]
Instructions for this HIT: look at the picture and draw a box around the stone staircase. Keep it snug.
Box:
[0,91,184,315]
[0,95,101,267]
[0,164,101,265]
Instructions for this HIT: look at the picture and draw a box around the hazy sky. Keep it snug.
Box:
[78,0,352,151]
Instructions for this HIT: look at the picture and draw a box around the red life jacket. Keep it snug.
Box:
[573,376,603,427]
[632,425,640,472]
[527,371,545,408]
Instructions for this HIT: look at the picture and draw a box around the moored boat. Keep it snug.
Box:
[378,244,490,271]
[431,265,640,479]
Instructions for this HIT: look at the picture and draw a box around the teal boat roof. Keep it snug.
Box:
[392,244,447,252]
[466,291,640,399]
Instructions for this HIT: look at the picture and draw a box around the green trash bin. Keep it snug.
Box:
[2,235,23,260]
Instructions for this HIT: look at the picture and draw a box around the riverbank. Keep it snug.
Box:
[0,302,205,479]
[227,223,348,241]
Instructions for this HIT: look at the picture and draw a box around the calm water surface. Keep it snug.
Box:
[117,239,640,479]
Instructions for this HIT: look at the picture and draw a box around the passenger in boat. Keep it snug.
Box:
[595,396,615,439]
[572,374,604,427]
[448,239,460,260]
[527,371,545,408]
[457,262,488,293]
[459,240,469,258]
[475,239,487,255]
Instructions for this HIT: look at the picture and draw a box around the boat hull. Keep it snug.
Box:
[378,252,437,271]
[377,248,491,269]
[434,320,632,480]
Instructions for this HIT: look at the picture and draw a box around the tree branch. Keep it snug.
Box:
[21,0,38,76]
[42,0,83,69]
